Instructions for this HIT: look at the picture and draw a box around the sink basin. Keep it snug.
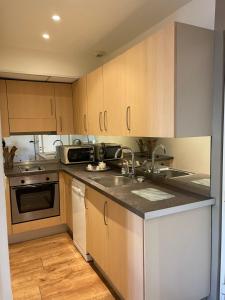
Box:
[91,175,134,188]
[155,169,190,178]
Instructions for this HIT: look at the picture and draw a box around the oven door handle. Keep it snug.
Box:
[11,182,58,189]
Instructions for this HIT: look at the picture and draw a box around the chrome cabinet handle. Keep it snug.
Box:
[59,116,63,132]
[84,114,87,132]
[103,201,108,225]
[104,110,108,131]
[99,112,103,132]
[50,99,54,116]
[126,106,131,131]
[84,197,88,209]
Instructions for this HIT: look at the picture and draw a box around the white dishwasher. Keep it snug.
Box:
[72,179,91,261]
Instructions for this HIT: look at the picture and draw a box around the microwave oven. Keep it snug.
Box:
[94,143,122,161]
[59,145,95,164]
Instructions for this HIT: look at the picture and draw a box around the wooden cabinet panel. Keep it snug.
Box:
[6,80,55,119]
[62,172,73,232]
[124,41,147,136]
[103,54,126,135]
[145,23,175,137]
[72,78,88,135]
[87,67,104,135]
[86,187,109,273]
[55,83,74,134]
[9,118,56,133]
[86,187,144,299]
[0,80,10,137]
[108,199,144,300]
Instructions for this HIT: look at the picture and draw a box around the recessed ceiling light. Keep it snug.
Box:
[42,33,50,40]
[52,15,61,22]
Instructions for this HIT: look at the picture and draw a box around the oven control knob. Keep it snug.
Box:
[21,180,25,184]
[46,177,50,181]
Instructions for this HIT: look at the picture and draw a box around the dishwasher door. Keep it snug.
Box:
[72,179,91,261]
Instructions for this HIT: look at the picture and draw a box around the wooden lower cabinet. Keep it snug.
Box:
[86,186,144,300]
[59,172,73,232]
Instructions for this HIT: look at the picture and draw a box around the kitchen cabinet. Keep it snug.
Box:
[102,53,126,135]
[143,22,213,137]
[86,186,211,300]
[72,77,88,135]
[60,172,73,232]
[87,67,105,135]
[4,177,12,235]
[55,83,74,134]
[84,22,213,138]
[6,80,56,133]
[0,80,10,137]
[86,186,144,299]
[86,187,109,273]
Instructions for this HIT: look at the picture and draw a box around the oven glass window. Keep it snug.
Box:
[68,148,91,162]
[16,183,55,213]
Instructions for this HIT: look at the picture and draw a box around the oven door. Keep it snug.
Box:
[67,148,94,164]
[10,182,59,224]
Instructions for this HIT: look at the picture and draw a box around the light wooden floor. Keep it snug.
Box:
[9,233,114,300]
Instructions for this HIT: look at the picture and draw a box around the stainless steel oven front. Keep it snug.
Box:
[9,172,60,224]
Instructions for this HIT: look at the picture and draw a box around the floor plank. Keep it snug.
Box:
[9,233,114,300]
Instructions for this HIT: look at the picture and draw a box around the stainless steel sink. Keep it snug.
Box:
[91,175,135,188]
[155,169,191,178]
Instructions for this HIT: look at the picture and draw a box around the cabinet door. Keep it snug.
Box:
[145,23,175,137]
[7,80,55,119]
[87,67,104,135]
[108,199,144,300]
[103,54,126,135]
[124,41,147,136]
[55,83,74,134]
[86,187,109,273]
[72,78,88,135]
[61,172,73,232]
[0,80,10,137]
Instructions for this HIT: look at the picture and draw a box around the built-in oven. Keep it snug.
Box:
[10,172,59,224]
[59,145,95,164]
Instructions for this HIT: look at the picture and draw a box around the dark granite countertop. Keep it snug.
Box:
[4,161,214,220]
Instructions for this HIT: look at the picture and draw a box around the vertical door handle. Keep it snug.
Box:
[104,110,108,131]
[59,116,63,133]
[84,114,87,132]
[99,112,103,132]
[103,201,108,225]
[84,197,88,209]
[50,99,54,116]
[126,106,131,131]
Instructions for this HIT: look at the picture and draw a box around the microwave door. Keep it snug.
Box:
[67,148,93,163]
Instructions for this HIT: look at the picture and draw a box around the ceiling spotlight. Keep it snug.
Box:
[42,33,50,40]
[52,15,61,22]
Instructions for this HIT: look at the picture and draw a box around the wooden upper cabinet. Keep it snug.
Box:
[0,80,10,137]
[55,83,74,134]
[6,80,56,133]
[87,67,105,135]
[123,41,147,136]
[72,77,88,135]
[7,80,55,119]
[143,22,213,137]
[103,53,126,135]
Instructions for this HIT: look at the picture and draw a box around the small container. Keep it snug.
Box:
[137,176,145,183]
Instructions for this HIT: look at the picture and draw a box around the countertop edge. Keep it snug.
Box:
[144,198,215,220]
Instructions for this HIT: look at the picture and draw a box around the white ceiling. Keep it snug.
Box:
[0,0,192,81]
